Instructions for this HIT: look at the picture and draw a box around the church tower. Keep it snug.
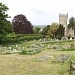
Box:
[59,13,68,37]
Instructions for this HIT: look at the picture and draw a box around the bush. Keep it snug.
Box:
[19,50,27,55]
[2,34,44,44]
[62,48,75,51]
[20,49,42,55]
[16,34,44,41]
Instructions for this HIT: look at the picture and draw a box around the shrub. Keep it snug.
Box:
[19,50,27,55]
[17,34,44,41]
[4,52,11,55]
[62,48,75,51]
[2,34,44,44]
[20,49,42,55]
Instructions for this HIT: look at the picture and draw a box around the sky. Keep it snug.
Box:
[0,0,75,25]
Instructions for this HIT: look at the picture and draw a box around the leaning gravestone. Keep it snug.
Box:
[70,60,75,75]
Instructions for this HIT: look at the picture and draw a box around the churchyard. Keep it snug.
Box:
[0,39,75,75]
[1,1,75,75]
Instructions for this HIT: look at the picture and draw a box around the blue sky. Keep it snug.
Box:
[1,0,75,25]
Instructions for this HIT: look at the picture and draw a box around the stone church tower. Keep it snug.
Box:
[59,13,68,37]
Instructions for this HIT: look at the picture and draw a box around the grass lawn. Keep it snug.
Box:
[0,40,75,75]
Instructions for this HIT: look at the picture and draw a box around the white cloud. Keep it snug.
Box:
[1,0,75,25]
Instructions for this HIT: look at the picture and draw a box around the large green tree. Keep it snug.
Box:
[68,17,75,37]
[47,23,59,39]
[56,24,65,39]
[0,2,12,42]
[41,25,50,35]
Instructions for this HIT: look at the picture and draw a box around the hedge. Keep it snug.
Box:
[2,34,44,43]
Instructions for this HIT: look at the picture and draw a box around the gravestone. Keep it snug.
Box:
[9,47,12,50]
[70,60,75,75]
[16,45,18,47]
[39,39,42,42]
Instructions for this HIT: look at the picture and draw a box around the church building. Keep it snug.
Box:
[59,13,74,39]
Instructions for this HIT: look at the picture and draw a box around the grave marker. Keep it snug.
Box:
[70,60,75,75]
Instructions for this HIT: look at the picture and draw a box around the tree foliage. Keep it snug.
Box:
[41,25,50,35]
[33,27,41,34]
[47,23,64,39]
[68,17,75,29]
[12,14,33,34]
[47,23,59,38]
[0,2,12,42]
[68,17,75,37]
[56,24,65,39]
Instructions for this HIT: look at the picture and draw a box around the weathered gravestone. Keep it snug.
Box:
[70,60,75,75]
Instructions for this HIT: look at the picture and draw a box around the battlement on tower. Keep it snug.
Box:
[59,13,68,26]
[59,13,68,18]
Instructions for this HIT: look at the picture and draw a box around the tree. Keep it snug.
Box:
[0,2,12,42]
[27,21,33,34]
[47,23,59,39]
[68,17,75,37]
[56,24,65,39]
[33,27,41,34]
[12,14,33,34]
[41,25,50,35]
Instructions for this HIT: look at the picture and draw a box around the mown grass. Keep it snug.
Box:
[0,40,75,75]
